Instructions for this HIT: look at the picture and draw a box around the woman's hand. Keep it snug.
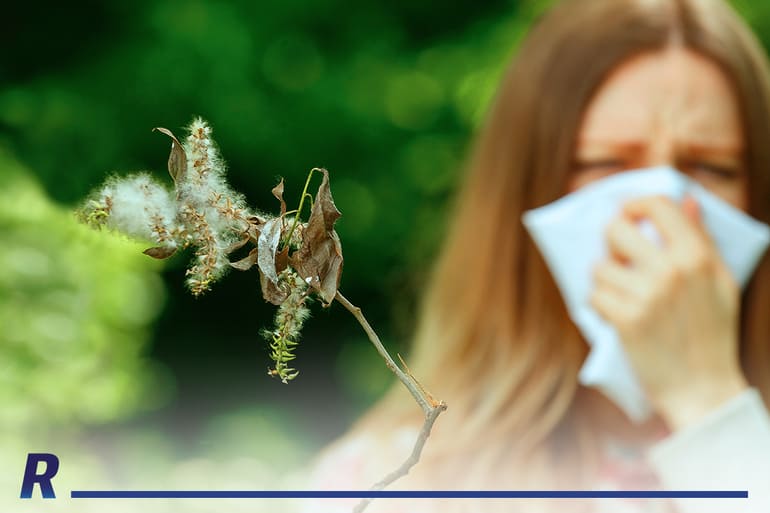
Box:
[590,195,748,430]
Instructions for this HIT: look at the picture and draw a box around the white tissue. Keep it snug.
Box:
[522,166,770,422]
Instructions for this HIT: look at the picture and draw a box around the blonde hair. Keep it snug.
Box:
[341,0,770,506]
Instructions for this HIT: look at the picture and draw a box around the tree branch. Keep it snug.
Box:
[334,291,448,513]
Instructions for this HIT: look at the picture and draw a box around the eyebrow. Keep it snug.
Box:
[576,138,745,157]
[678,141,745,158]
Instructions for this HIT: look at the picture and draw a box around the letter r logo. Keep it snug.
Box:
[20,453,59,499]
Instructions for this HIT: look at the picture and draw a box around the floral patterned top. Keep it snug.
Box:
[304,389,770,513]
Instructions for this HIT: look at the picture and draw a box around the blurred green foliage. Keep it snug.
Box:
[2,0,770,493]
[0,146,170,431]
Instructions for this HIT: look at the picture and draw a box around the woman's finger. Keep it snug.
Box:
[605,215,664,271]
[622,195,726,274]
[681,195,717,249]
[589,285,635,327]
[593,259,647,299]
[622,196,702,251]
[683,196,740,295]
[681,195,700,225]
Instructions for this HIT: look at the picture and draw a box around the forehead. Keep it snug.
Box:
[578,48,744,150]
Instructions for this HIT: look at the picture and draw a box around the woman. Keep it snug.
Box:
[308,0,770,512]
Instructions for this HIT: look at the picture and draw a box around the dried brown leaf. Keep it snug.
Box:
[289,168,343,305]
[245,215,265,243]
[224,236,250,255]
[260,271,289,305]
[272,178,287,217]
[153,127,187,183]
[260,239,290,305]
[229,248,258,271]
[143,246,178,259]
[275,245,289,274]
[260,243,290,305]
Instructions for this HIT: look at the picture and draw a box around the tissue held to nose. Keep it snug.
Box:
[522,165,769,425]
[591,193,748,430]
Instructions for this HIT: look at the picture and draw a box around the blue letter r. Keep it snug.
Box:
[20,453,59,499]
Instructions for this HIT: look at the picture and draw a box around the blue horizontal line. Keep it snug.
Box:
[70,490,748,499]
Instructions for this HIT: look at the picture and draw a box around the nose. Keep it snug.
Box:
[646,124,677,169]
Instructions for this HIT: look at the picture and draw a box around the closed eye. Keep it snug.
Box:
[682,160,740,180]
[573,159,626,172]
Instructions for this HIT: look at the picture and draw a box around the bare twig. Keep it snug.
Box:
[398,353,437,407]
[334,291,448,513]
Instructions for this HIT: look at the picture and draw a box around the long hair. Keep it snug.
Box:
[338,0,770,501]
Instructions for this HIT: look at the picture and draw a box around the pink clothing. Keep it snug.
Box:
[304,389,770,513]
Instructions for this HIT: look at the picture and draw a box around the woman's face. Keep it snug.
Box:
[569,47,748,210]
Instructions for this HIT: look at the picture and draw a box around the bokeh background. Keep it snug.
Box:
[2,0,770,510]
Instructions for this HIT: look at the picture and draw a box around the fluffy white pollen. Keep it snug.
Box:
[101,173,178,244]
